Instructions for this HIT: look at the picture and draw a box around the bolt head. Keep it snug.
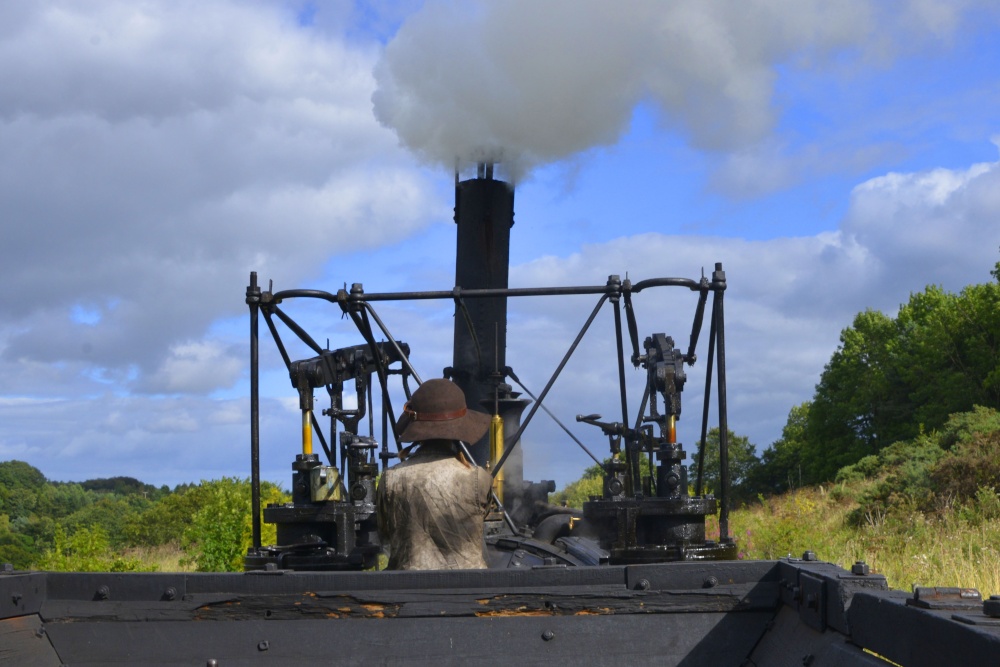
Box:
[984,597,1000,618]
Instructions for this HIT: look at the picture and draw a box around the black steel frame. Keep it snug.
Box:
[246,264,732,548]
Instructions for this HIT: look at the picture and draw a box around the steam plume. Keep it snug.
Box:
[373,0,977,178]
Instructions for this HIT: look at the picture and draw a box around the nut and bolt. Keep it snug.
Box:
[851,561,870,576]
[984,595,1000,618]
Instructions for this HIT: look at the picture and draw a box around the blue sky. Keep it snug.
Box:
[1,0,999,489]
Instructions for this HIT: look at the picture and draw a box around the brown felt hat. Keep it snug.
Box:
[395,378,491,444]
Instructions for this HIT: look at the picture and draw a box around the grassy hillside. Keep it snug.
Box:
[727,483,1000,594]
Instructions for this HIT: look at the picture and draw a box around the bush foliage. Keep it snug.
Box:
[0,464,288,572]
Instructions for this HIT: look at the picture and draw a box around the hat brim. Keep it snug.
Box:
[395,408,491,444]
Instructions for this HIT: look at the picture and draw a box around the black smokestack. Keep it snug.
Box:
[450,163,514,470]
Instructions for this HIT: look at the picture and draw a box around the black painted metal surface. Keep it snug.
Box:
[3,558,999,665]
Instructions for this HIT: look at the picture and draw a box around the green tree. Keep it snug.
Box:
[60,495,151,548]
[804,309,909,481]
[0,513,39,569]
[801,267,1000,482]
[749,403,810,496]
[0,461,46,490]
[551,461,605,509]
[123,486,207,547]
[0,461,47,523]
[688,428,760,504]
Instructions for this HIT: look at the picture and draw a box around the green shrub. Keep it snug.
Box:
[181,478,287,572]
[35,525,153,572]
[930,430,1000,501]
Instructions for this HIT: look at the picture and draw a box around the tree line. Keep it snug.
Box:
[0,462,287,571]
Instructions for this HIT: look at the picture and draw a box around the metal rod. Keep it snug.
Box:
[492,294,610,478]
[345,307,402,451]
[623,287,641,366]
[272,278,702,305]
[695,301,717,497]
[273,305,325,355]
[362,302,423,383]
[261,309,292,368]
[310,410,333,465]
[685,279,710,363]
[247,272,262,550]
[612,289,640,491]
[630,277,703,292]
[506,368,604,468]
[714,264,731,541]
[612,293,630,431]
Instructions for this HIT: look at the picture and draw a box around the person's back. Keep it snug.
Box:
[377,440,491,570]
[376,379,493,570]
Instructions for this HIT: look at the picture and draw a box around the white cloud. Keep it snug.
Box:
[0,1,442,393]
[141,340,242,394]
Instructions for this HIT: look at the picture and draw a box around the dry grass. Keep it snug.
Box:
[121,543,194,572]
[730,484,1000,596]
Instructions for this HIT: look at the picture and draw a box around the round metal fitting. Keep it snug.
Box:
[96,585,110,601]
[634,578,651,591]
[257,641,270,652]
[703,575,719,589]
[541,630,555,642]
[162,587,177,601]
